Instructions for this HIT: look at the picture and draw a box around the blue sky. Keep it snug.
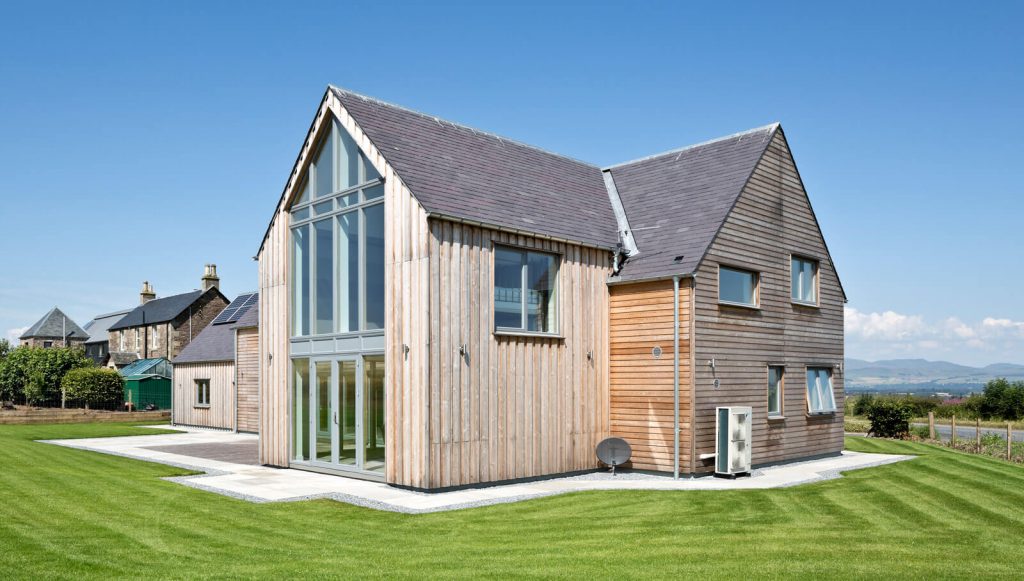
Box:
[0,1,1021,365]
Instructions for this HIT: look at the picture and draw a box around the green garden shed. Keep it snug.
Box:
[119,358,173,410]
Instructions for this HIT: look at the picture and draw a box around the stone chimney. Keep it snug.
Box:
[201,264,220,292]
[140,281,156,304]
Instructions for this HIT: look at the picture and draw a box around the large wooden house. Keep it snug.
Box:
[256,87,845,489]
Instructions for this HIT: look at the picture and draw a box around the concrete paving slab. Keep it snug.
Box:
[41,427,914,513]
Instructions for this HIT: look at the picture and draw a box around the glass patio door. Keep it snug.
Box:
[307,355,383,474]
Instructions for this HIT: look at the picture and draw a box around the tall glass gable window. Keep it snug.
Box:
[290,118,385,337]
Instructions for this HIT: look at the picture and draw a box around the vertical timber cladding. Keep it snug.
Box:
[692,131,844,472]
[426,220,611,489]
[609,279,693,473]
[172,362,236,429]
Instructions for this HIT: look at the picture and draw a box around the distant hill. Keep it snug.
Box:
[845,358,1024,394]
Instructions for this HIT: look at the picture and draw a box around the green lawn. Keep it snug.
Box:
[2,424,1023,579]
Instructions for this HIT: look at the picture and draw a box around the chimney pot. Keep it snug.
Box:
[201,264,220,291]
[140,281,156,305]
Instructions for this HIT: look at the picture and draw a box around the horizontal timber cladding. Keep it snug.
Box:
[235,328,259,433]
[173,362,235,430]
[425,219,611,489]
[608,279,693,473]
[692,130,844,473]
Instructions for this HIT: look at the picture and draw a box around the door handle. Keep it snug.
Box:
[334,411,338,425]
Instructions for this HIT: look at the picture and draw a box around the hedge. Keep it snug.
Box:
[61,368,125,409]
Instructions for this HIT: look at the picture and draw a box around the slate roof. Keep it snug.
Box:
[606,124,779,282]
[330,87,618,249]
[109,352,139,366]
[232,302,259,329]
[110,289,222,331]
[20,307,89,340]
[173,294,258,364]
[83,309,132,344]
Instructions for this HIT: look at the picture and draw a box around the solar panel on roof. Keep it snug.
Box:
[212,292,257,325]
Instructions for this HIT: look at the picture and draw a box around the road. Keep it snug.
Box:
[911,422,1024,443]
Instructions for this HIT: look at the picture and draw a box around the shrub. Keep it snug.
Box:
[910,424,931,439]
[852,394,875,416]
[867,399,913,438]
[61,368,124,409]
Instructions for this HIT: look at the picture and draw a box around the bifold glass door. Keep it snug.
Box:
[300,355,384,474]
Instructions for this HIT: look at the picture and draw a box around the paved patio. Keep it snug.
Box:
[41,425,913,513]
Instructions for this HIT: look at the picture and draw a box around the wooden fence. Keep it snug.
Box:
[0,407,170,425]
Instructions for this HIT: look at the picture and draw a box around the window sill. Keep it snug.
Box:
[194,404,211,409]
[767,415,786,422]
[791,301,820,309]
[806,411,836,417]
[494,329,564,340]
[718,301,760,311]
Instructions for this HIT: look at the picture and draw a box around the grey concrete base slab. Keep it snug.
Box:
[41,428,914,513]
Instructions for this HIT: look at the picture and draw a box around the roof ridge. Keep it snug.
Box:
[329,85,600,170]
[603,122,780,171]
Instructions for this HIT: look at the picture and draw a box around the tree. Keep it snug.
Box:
[0,338,11,361]
[0,346,93,404]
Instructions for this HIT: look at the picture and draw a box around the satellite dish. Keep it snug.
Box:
[596,437,632,475]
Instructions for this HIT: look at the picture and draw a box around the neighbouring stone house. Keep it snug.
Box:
[19,307,89,348]
[82,309,132,365]
[107,265,230,364]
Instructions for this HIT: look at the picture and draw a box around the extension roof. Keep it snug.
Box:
[110,288,225,331]
[605,124,779,282]
[82,309,132,344]
[20,307,89,340]
[173,294,258,364]
[119,357,172,379]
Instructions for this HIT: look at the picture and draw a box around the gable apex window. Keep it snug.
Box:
[290,115,385,338]
[718,265,758,307]
[791,256,818,305]
[494,246,559,334]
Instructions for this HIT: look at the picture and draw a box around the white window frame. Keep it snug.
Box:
[134,330,140,351]
[806,367,837,414]
[195,379,211,408]
[768,365,784,418]
[493,245,560,336]
[718,265,759,308]
[791,255,819,306]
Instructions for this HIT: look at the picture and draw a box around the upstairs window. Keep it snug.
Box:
[806,367,837,414]
[494,246,559,334]
[791,256,818,305]
[719,266,758,307]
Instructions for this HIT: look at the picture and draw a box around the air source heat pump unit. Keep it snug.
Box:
[715,406,752,477]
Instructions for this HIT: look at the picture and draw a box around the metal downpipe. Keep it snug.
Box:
[673,275,680,479]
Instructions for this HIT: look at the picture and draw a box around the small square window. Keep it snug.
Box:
[791,257,818,305]
[719,266,758,307]
[195,379,211,407]
[494,246,559,334]
[806,367,836,414]
[768,366,784,417]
